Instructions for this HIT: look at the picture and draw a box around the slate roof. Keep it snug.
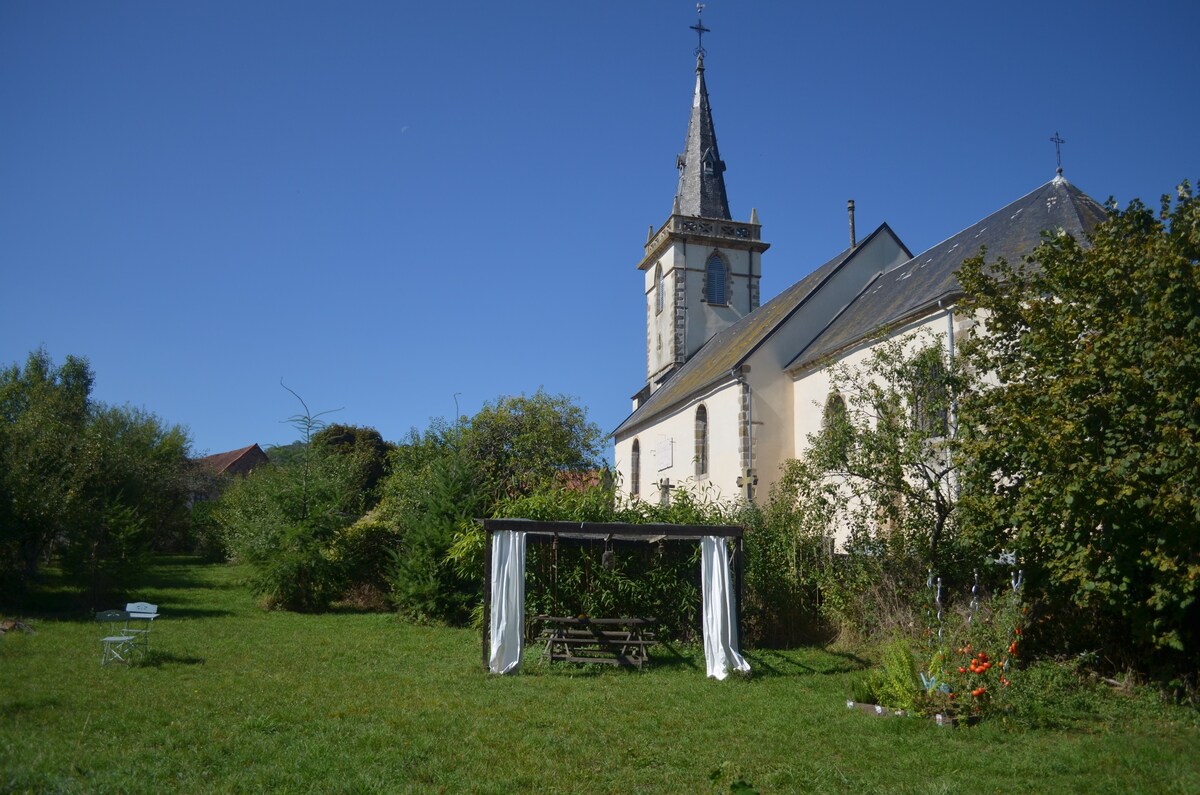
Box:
[789,177,1107,371]
[613,224,899,437]
[674,55,731,220]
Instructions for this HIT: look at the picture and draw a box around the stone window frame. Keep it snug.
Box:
[822,390,847,430]
[694,404,709,478]
[630,439,641,497]
[655,263,665,315]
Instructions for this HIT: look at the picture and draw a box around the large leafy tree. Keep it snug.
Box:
[0,349,191,600]
[60,405,192,601]
[0,349,94,588]
[312,423,393,511]
[462,388,604,502]
[957,183,1200,669]
[383,390,603,623]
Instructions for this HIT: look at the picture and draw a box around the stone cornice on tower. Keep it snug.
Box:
[637,213,769,271]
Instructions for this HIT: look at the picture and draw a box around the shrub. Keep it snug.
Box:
[330,515,400,593]
[215,449,357,612]
[863,636,923,712]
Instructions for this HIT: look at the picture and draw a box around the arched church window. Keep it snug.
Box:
[705,253,727,305]
[822,391,850,467]
[630,439,641,497]
[655,264,665,315]
[694,405,709,477]
[822,391,847,430]
[912,358,949,436]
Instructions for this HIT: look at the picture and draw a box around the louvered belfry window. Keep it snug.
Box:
[705,253,727,305]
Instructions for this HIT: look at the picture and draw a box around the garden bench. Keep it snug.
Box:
[534,615,656,668]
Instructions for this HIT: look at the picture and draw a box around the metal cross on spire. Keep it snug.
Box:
[1050,131,1066,176]
[690,3,710,58]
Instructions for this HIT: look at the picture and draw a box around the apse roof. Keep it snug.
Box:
[788,177,1107,370]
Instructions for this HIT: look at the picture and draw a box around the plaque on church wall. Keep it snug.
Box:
[657,436,673,470]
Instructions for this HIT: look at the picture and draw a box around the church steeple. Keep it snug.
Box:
[674,53,731,220]
[634,11,768,393]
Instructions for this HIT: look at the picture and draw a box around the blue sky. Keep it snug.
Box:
[2,1,1196,458]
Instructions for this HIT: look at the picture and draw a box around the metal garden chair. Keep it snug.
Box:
[123,602,158,655]
[97,610,136,666]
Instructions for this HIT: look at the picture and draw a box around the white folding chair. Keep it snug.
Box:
[123,602,158,655]
[97,610,136,666]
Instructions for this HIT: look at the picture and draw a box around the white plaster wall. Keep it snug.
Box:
[682,244,757,361]
[740,231,910,497]
[613,381,743,503]
[645,251,677,380]
[789,310,964,549]
[792,311,955,457]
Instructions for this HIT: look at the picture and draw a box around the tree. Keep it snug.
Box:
[215,389,359,611]
[763,337,979,641]
[786,338,970,564]
[312,423,393,512]
[60,404,192,601]
[0,349,94,588]
[0,349,192,600]
[461,389,604,503]
[957,182,1200,671]
[382,390,603,623]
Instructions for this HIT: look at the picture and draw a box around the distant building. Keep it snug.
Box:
[190,443,270,503]
[611,44,1106,546]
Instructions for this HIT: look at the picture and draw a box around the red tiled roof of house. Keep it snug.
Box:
[196,444,269,475]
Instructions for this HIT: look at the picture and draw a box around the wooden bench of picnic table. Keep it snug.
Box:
[533,615,657,668]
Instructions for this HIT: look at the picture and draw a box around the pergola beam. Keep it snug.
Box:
[480,518,743,540]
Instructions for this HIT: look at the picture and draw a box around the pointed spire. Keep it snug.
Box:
[673,30,731,219]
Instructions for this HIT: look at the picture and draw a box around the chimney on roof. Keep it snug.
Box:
[848,199,857,249]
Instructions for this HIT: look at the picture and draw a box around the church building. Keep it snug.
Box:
[611,36,1107,516]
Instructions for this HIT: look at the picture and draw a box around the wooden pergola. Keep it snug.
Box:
[480,518,745,670]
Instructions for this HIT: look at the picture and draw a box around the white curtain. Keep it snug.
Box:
[700,536,750,680]
[488,530,526,674]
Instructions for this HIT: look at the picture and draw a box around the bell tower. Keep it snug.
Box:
[636,14,769,398]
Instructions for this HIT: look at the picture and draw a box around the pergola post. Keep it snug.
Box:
[481,526,493,671]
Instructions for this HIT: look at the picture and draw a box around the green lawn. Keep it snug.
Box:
[2,558,1197,794]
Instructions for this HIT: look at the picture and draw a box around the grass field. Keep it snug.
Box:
[2,558,1198,794]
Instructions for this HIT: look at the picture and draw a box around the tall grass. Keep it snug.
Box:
[2,558,1197,793]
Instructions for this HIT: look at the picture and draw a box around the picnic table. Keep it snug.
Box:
[533,615,656,668]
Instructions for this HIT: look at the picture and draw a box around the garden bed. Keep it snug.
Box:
[845,699,979,727]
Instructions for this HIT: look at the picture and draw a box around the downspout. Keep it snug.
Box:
[938,299,960,503]
[938,298,956,433]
